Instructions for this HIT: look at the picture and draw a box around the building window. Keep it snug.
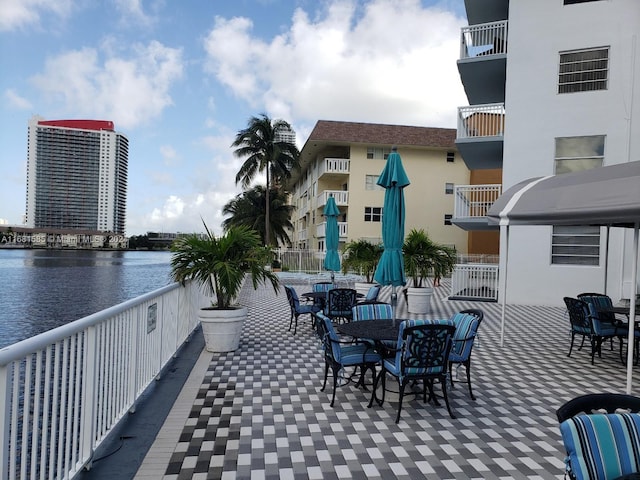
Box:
[551,136,603,265]
[365,174,383,190]
[366,147,391,160]
[554,135,605,174]
[364,207,382,222]
[444,214,452,225]
[551,225,600,265]
[558,47,609,94]
[446,151,455,162]
[445,182,454,194]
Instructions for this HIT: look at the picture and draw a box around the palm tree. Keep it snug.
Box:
[231,114,300,246]
[222,185,295,247]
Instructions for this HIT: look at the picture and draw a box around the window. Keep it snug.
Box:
[444,214,452,226]
[445,182,454,194]
[558,47,608,94]
[365,174,383,190]
[364,207,382,222]
[552,226,600,265]
[366,147,391,160]
[446,151,455,163]
[551,135,604,265]
[554,135,604,174]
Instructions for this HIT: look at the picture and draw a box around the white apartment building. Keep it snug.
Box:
[25,116,129,234]
[288,120,470,254]
[455,0,640,306]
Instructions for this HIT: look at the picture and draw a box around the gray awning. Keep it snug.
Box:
[487,161,640,228]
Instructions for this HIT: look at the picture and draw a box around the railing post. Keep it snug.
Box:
[0,364,11,480]
[80,325,98,471]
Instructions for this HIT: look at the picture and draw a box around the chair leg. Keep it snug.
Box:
[568,332,576,357]
[440,375,455,419]
[321,361,330,392]
[395,379,407,423]
[288,311,294,332]
[464,359,475,400]
[293,313,298,335]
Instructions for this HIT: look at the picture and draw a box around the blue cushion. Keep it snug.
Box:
[449,313,479,361]
[559,413,640,480]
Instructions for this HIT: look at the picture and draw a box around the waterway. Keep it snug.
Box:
[0,249,173,349]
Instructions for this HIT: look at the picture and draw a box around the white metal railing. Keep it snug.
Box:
[450,264,499,301]
[276,249,327,273]
[460,20,508,59]
[316,222,348,238]
[0,282,202,480]
[457,103,505,140]
[457,253,500,265]
[316,190,349,208]
[318,158,350,176]
[454,184,502,219]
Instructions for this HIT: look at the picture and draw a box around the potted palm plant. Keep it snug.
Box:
[341,239,383,296]
[403,228,456,314]
[170,223,279,352]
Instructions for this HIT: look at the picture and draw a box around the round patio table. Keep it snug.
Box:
[337,319,400,342]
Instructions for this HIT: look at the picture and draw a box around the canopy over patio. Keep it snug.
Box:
[487,161,640,392]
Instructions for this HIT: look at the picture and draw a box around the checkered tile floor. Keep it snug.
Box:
[135,275,639,480]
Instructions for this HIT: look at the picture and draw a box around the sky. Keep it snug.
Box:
[0,0,468,236]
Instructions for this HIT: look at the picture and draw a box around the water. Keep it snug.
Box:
[0,249,173,349]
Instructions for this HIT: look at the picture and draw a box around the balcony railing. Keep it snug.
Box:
[457,103,505,140]
[317,190,349,208]
[316,221,348,238]
[454,184,502,219]
[0,282,203,480]
[318,158,350,176]
[450,263,499,302]
[460,20,508,59]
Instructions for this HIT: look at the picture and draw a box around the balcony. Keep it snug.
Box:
[457,20,507,104]
[316,221,348,239]
[318,158,350,178]
[455,103,504,170]
[316,190,349,208]
[463,0,508,25]
[452,184,501,231]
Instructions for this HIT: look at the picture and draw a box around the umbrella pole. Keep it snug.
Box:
[391,286,397,326]
[331,271,335,283]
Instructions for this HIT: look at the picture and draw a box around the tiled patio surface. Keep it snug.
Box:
[135,274,639,479]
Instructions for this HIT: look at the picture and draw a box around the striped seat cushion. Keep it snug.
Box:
[559,413,640,480]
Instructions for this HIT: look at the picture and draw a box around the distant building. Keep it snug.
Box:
[287,120,470,253]
[25,116,129,234]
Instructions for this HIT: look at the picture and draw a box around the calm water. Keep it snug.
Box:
[0,249,173,349]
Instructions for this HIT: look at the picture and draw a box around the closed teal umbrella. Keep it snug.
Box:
[323,195,341,282]
[373,146,410,322]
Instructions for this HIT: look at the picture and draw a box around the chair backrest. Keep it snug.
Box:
[352,302,393,322]
[578,292,616,324]
[394,320,455,376]
[563,297,593,335]
[449,312,481,359]
[284,285,299,311]
[313,282,334,293]
[325,288,357,316]
[556,393,640,422]
[557,393,640,480]
[316,312,341,362]
[459,308,484,326]
[364,285,381,302]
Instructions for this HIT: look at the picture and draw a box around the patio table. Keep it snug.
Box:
[337,319,399,343]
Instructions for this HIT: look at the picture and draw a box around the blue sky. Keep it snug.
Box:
[0,0,467,236]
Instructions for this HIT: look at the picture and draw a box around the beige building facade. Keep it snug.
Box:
[288,120,470,254]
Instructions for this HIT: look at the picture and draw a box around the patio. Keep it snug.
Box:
[133,274,638,479]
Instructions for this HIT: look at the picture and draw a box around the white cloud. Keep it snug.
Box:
[4,89,33,109]
[0,0,73,31]
[29,41,184,129]
[203,0,467,128]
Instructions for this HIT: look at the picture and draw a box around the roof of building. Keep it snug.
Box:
[38,119,115,132]
[304,120,456,149]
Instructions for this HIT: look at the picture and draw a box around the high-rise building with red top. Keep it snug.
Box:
[25,115,128,234]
